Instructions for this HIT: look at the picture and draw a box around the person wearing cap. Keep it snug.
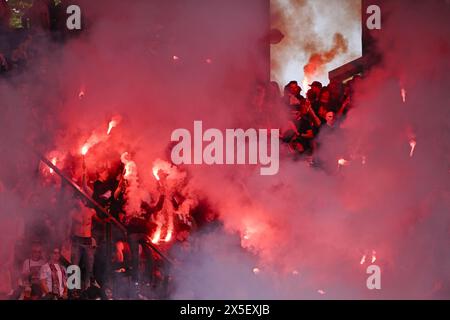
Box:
[283,81,305,108]
[309,81,323,92]
[306,81,322,113]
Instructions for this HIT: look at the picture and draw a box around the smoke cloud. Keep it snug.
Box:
[171,0,450,299]
[270,0,362,86]
[1,0,449,300]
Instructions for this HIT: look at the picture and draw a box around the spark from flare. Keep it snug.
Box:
[252,267,260,275]
[317,289,326,295]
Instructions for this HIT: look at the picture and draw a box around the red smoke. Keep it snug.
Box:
[303,33,348,79]
[1,0,449,300]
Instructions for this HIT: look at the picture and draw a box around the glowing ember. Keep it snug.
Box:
[252,267,260,275]
[360,255,366,265]
[292,270,299,276]
[205,58,212,64]
[409,139,416,157]
[317,289,326,295]
[78,90,85,99]
[173,55,180,61]
[401,88,407,103]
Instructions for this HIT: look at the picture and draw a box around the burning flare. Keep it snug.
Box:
[49,157,57,174]
[338,158,349,169]
[107,116,122,135]
[152,166,160,181]
[164,229,173,243]
[81,144,89,156]
[401,88,407,103]
[107,121,116,135]
[371,250,377,263]
[302,77,309,95]
[151,225,162,244]
[409,139,417,158]
[360,255,367,265]
[121,152,137,179]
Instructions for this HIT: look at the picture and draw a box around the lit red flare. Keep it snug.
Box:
[371,250,377,263]
[152,166,160,181]
[360,250,377,265]
[360,255,366,265]
[81,144,89,156]
[302,77,309,94]
[338,158,349,167]
[49,157,57,174]
[107,121,116,135]
[151,225,162,244]
[409,139,416,157]
[164,229,173,243]
[121,152,136,179]
[401,88,407,103]
[107,116,122,135]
